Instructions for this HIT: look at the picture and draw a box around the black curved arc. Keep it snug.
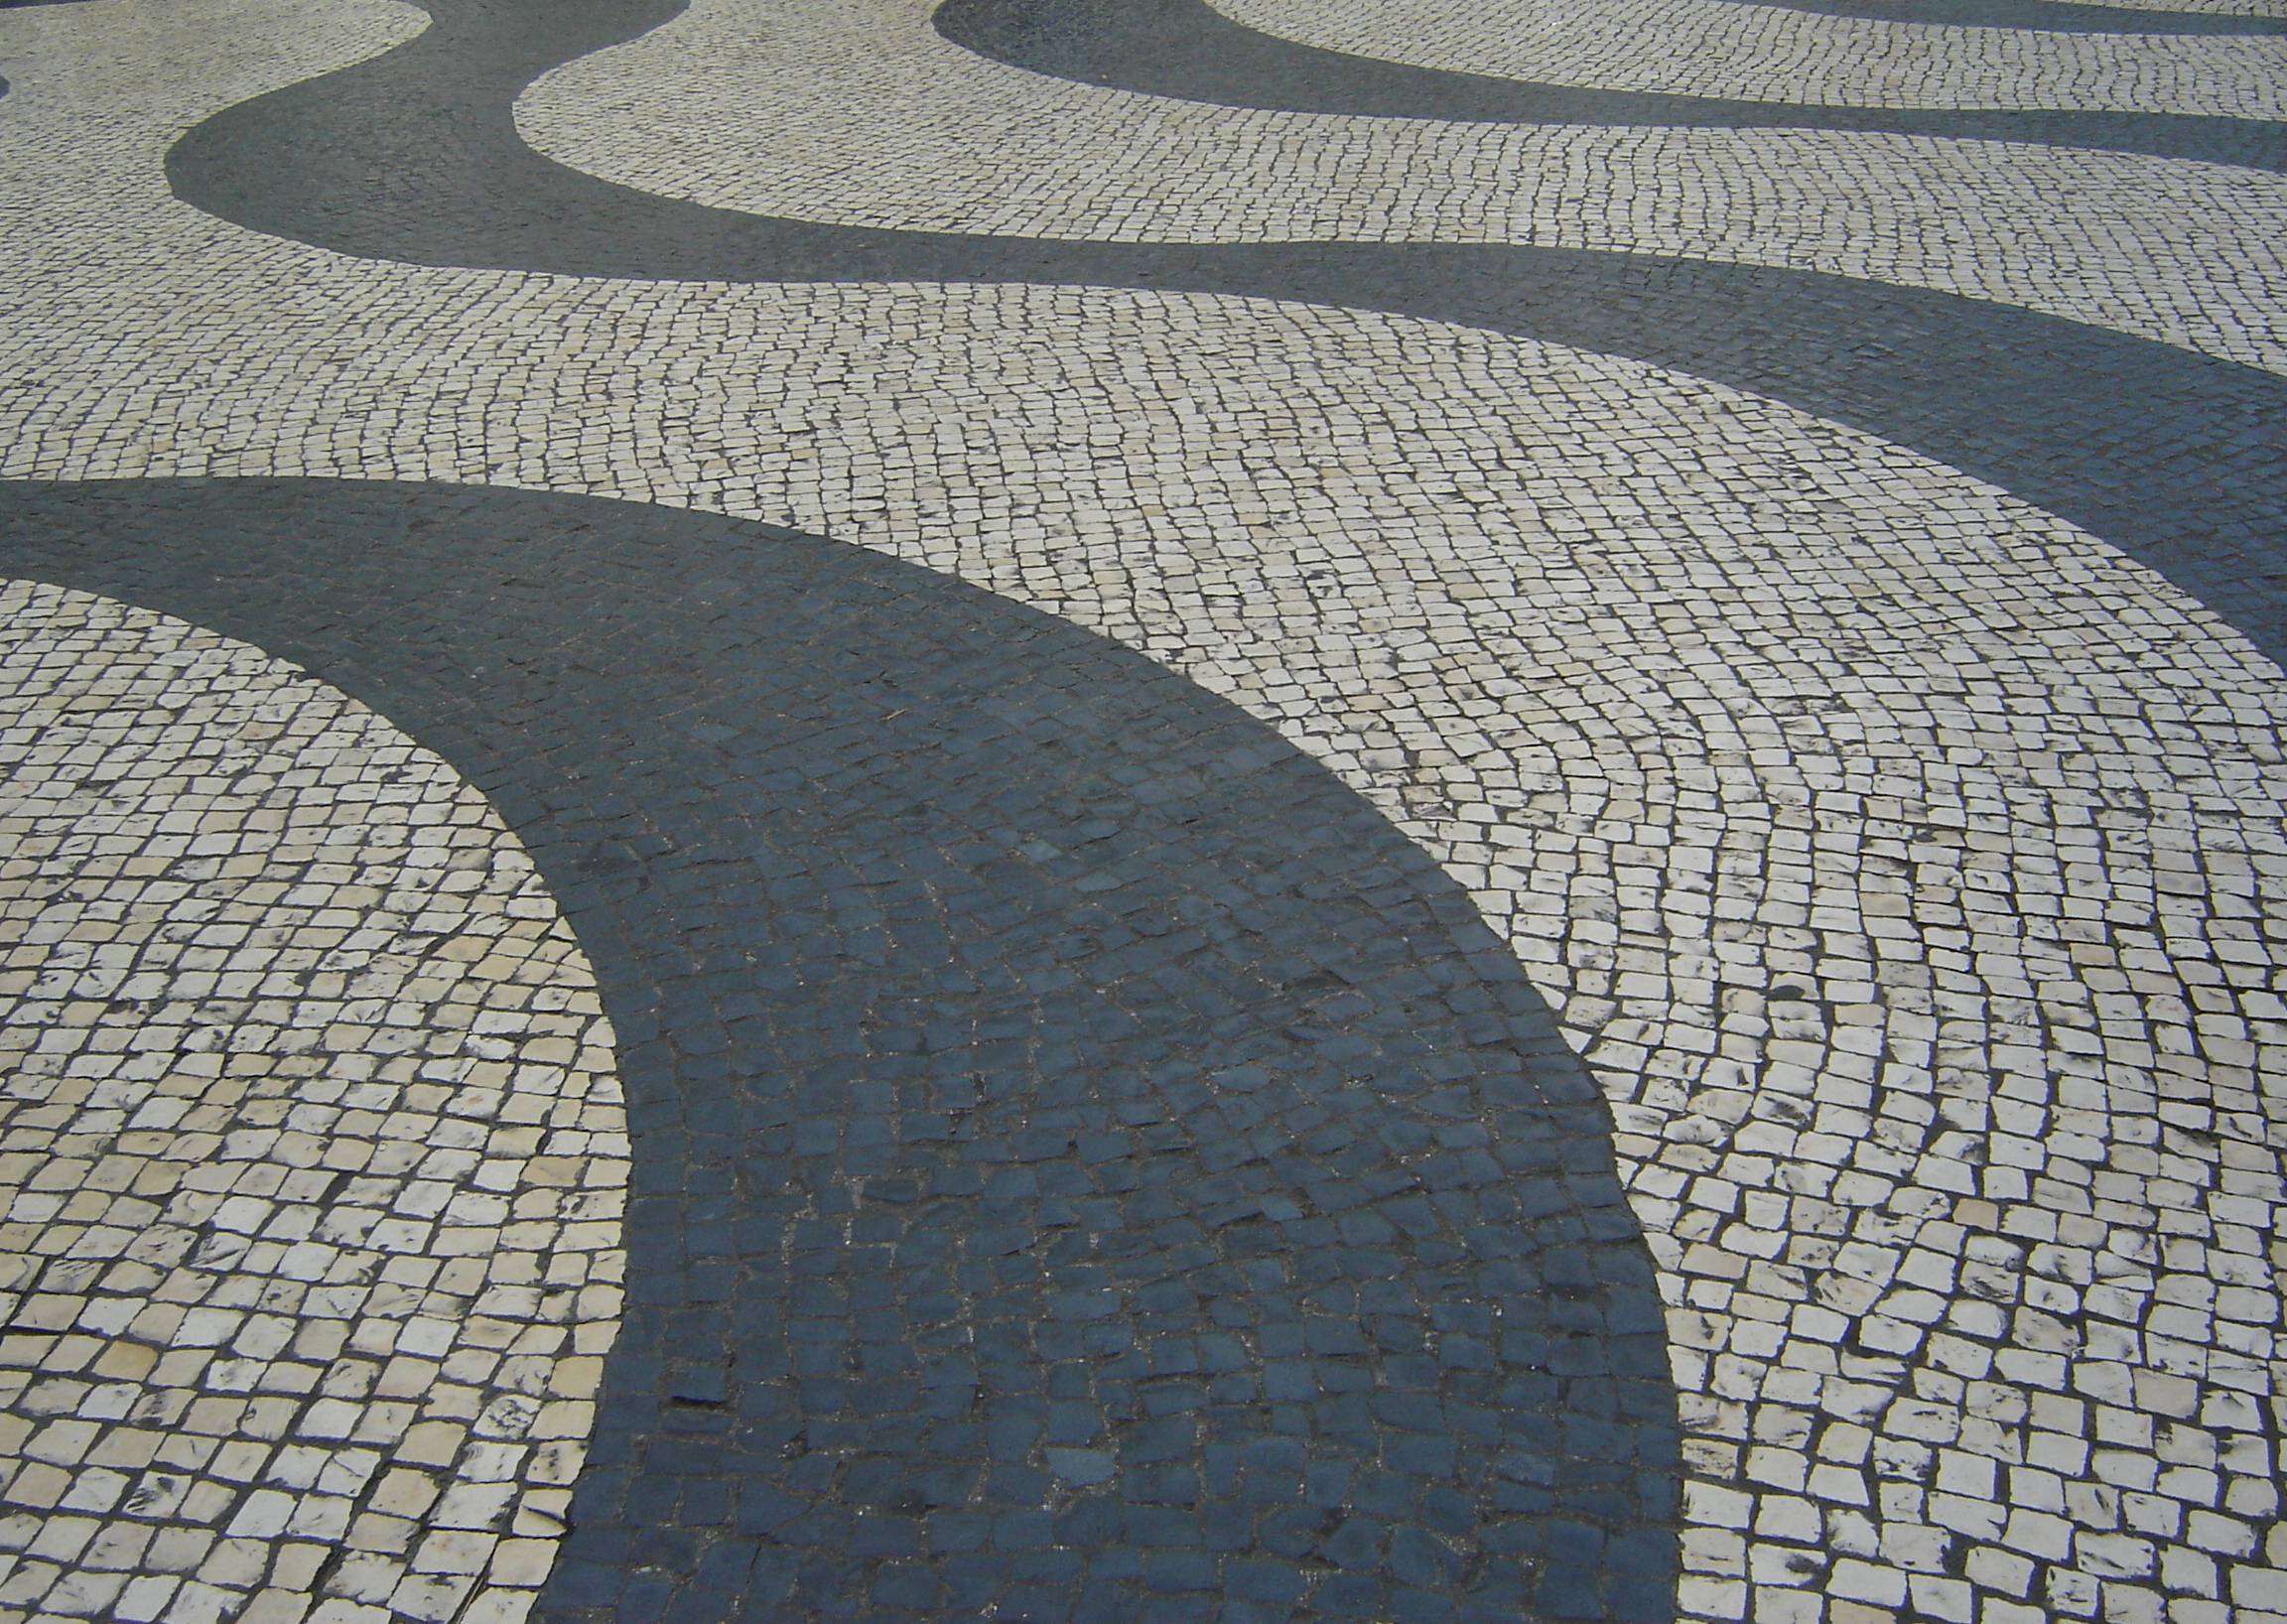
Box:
[1724,0,2287,33]
[934,0,2287,170]
[163,0,2287,674]
[0,475,1679,1622]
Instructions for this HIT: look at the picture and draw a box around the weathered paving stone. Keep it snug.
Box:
[155,0,2287,663]
[0,580,628,1623]
[1677,0,2287,35]
[0,478,1680,1621]
[513,0,2287,363]
[204,0,2287,370]
[1212,0,2287,109]
[3,0,2286,1620]
[936,0,2287,166]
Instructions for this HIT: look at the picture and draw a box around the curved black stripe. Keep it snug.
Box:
[165,0,2287,674]
[1722,0,2286,35]
[0,475,1679,1623]
[936,0,2287,170]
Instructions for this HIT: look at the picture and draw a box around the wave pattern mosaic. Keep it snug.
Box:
[0,580,628,1624]
[0,0,2282,1621]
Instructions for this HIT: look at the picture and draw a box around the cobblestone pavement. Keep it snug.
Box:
[0,0,2282,1620]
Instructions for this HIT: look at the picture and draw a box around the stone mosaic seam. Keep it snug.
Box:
[512,0,2287,372]
[0,477,1681,1624]
[2073,0,2287,14]
[146,0,2287,662]
[1697,0,2285,39]
[934,0,2287,170]
[0,580,628,1624]
[1,0,2284,1622]
[1210,0,2287,112]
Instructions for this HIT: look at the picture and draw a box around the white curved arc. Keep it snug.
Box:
[1214,0,2287,113]
[2086,0,2287,15]
[513,0,2287,377]
[2089,0,2287,14]
[2,4,2283,1624]
[0,580,627,1624]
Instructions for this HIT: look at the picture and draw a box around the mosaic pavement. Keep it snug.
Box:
[0,0,2282,1619]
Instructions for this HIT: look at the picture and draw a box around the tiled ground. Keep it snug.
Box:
[0,0,2282,1621]
[0,582,627,1624]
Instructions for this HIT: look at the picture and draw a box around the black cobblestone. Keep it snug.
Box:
[1723,0,2286,30]
[166,0,2287,672]
[939,0,2287,164]
[0,477,1680,1622]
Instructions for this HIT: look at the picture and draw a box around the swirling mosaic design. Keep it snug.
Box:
[1,0,2283,1620]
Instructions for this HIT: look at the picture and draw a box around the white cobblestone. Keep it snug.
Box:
[0,0,2280,1620]
[1219,0,2287,113]
[0,582,627,1621]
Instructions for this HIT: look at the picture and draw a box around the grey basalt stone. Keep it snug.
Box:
[936,0,2287,161]
[0,476,1682,1623]
[164,0,2287,674]
[1703,0,2286,33]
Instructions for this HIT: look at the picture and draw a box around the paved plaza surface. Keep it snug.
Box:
[0,0,2283,1619]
